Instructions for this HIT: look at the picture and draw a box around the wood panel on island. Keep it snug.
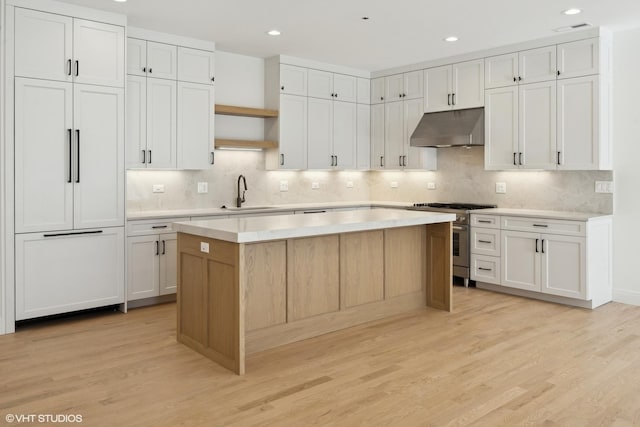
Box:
[214,104,279,149]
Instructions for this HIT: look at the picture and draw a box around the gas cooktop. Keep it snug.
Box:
[412,202,497,210]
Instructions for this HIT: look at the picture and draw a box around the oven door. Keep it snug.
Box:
[452,224,469,268]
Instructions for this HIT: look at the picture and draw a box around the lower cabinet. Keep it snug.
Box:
[127,232,177,300]
[15,228,125,321]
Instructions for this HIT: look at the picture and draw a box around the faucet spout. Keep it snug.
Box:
[236,175,247,208]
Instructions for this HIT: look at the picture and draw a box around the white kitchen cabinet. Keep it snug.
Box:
[14,78,74,234]
[385,74,404,103]
[145,78,177,168]
[265,94,308,170]
[518,81,557,169]
[127,232,177,301]
[370,104,385,170]
[557,39,599,79]
[357,78,371,104]
[385,71,423,102]
[541,234,586,299]
[126,75,147,168]
[73,84,125,230]
[128,39,178,79]
[280,64,307,96]
[307,98,356,169]
[333,74,357,103]
[14,8,124,88]
[485,53,519,89]
[371,77,385,104]
[502,230,540,292]
[384,101,404,169]
[425,60,484,112]
[177,81,215,169]
[127,38,147,76]
[557,75,600,170]
[177,47,215,85]
[332,101,357,168]
[159,235,178,295]
[15,228,125,321]
[471,254,501,285]
[404,98,435,169]
[308,70,357,103]
[384,98,436,170]
[356,104,371,169]
[485,86,519,170]
[519,46,557,84]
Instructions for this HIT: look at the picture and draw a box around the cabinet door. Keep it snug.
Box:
[73,19,125,88]
[307,97,334,168]
[541,234,586,300]
[280,64,307,96]
[385,226,426,298]
[177,47,215,85]
[14,78,74,233]
[14,8,73,82]
[15,228,125,321]
[371,77,385,104]
[519,81,557,169]
[424,65,452,112]
[307,69,333,100]
[370,104,385,170]
[333,74,357,103]
[557,75,599,170]
[356,104,371,169]
[146,78,177,168]
[404,70,424,100]
[147,41,178,80]
[485,53,518,89]
[502,230,540,292]
[453,59,484,109]
[357,78,371,104]
[177,82,215,170]
[557,38,599,79]
[519,46,557,84]
[127,38,147,76]
[385,74,404,103]
[485,86,519,170]
[125,75,147,169]
[405,98,436,170]
[73,85,125,229]
[333,101,357,169]
[159,233,178,295]
[384,101,404,169]
[127,235,159,301]
[279,94,308,169]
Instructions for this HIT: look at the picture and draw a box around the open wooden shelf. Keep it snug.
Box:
[215,139,278,149]
[215,104,278,118]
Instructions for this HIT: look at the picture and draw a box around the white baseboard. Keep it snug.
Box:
[613,289,640,306]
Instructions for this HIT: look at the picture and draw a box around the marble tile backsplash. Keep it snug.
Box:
[127,147,613,214]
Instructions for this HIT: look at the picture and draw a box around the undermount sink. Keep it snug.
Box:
[221,205,277,211]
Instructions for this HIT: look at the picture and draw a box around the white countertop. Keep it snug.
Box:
[472,208,612,221]
[173,208,456,243]
[127,201,412,220]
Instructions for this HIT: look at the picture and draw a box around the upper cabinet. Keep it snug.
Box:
[178,47,215,85]
[424,60,484,112]
[371,77,385,104]
[280,64,307,96]
[557,38,599,79]
[385,70,423,102]
[128,39,178,80]
[14,8,124,87]
[308,70,357,103]
[357,78,371,104]
[519,46,557,84]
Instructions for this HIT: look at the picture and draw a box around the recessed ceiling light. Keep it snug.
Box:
[563,8,582,15]
[113,0,127,2]
[266,30,281,36]
[444,36,459,42]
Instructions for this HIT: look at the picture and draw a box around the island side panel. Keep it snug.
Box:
[426,222,453,312]
[384,226,427,298]
[177,233,244,374]
[340,230,384,309]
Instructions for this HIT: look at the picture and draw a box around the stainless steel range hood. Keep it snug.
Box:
[410,107,484,148]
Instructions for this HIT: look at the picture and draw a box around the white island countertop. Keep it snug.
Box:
[173,208,456,243]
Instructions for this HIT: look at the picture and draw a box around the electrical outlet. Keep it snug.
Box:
[311,182,320,190]
[495,182,507,194]
[280,180,289,192]
[152,184,165,193]
[390,181,399,188]
[197,182,208,194]
[200,242,209,254]
[346,181,354,188]
[595,181,614,194]
[427,182,436,190]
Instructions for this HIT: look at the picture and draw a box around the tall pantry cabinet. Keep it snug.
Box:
[9,4,126,321]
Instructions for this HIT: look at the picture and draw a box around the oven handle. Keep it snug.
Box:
[452,225,466,230]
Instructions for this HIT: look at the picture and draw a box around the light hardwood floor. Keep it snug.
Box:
[1,287,639,426]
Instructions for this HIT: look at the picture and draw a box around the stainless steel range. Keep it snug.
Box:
[408,202,497,287]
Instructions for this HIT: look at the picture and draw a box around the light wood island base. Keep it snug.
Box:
[177,223,452,374]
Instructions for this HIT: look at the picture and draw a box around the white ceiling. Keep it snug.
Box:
[59,0,640,71]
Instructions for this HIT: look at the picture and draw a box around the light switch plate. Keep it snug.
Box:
[280,180,289,192]
[311,182,320,190]
[427,182,436,190]
[200,242,209,253]
[152,184,165,193]
[595,181,613,194]
[390,181,399,188]
[197,182,208,194]
[495,182,507,194]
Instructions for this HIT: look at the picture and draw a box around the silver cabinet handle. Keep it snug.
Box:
[453,226,464,230]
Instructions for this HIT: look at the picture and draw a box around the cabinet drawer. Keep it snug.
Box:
[127,217,190,236]
[471,227,501,256]
[471,254,501,285]
[501,216,585,236]
[471,214,501,229]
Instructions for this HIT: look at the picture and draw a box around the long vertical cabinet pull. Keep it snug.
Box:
[75,60,79,77]
[141,150,146,164]
[280,153,285,166]
[67,59,72,76]
[162,240,166,255]
[148,150,152,165]
[75,129,80,183]
[67,129,73,183]
[535,239,539,253]
[154,241,159,256]
[541,239,545,254]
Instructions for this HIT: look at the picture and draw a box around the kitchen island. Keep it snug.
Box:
[173,209,455,374]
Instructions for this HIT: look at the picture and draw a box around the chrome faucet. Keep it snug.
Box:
[236,175,247,208]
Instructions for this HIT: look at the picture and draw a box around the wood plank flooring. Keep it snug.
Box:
[1,287,640,426]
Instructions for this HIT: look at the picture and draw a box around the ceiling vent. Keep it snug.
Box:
[553,22,592,32]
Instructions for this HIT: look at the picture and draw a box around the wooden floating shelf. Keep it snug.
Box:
[215,104,278,118]
[215,139,278,149]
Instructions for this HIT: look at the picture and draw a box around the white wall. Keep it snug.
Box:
[0,0,6,334]
[612,27,640,305]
